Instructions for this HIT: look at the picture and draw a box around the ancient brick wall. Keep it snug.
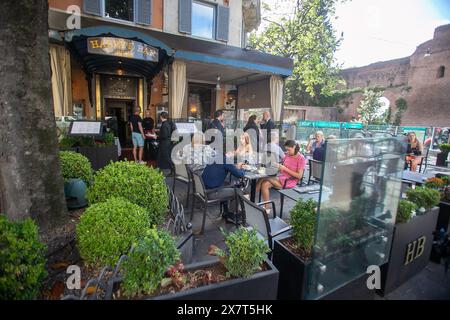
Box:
[338,24,450,127]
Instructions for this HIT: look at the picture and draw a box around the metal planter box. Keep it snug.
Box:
[106,258,279,300]
[379,207,439,295]
[78,146,118,171]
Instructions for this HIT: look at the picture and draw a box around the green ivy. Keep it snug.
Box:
[396,200,417,224]
[76,198,150,266]
[216,228,269,278]
[87,161,168,227]
[406,187,441,210]
[59,151,93,185]
[289,199,318,251]
[0,215,47,300]
[121,228,180,297]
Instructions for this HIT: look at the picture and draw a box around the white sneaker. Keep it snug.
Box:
[139,161,146,165]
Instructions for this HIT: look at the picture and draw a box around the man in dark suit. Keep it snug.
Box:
[157,112,173,171]
[260,111,276,145]
[202,157,245,223]
[208,110,226,155]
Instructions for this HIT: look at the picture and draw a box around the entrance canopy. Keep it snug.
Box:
[64,26,173,80]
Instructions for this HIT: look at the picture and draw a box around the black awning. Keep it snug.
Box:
[64,27,172,80]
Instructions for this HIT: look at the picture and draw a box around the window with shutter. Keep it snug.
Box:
[216,5,229,42]
[83,0,103,16]
[179,0,192,34]
[135,0,152,25]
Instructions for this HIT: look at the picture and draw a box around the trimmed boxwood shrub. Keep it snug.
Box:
[215,227,270,278]
[76,198,150,266]
[59,151,93,185]
[406,187,441,210]
[290,199,318,251]
[0,215,47,300]
[121,228,180,297]
[396,199,417,224]
[87,161,168,226]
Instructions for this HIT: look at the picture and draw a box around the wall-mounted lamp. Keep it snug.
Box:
[216,75,221,90]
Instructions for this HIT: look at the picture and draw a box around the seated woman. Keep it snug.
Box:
[182,132,216,169]
[406,132,423,172]
[227,132,257,165]
[256,140,306,210]
[306,130,325,154]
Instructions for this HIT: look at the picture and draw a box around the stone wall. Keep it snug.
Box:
[338,24,450,127]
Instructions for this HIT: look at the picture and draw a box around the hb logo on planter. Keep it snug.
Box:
[404,236,426,265]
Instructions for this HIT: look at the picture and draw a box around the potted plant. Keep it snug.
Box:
[106,227,279,300]
[425,176,450,233]
[436,143,450,167]
[379,188,440,295]
[59,133,118,171]
[272,198,317,300]
[59,151,93,209]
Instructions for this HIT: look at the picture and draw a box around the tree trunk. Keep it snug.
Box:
[0,0,67,231]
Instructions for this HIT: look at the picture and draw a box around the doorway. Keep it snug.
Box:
[105,99,135,147]
[187,83,216,121]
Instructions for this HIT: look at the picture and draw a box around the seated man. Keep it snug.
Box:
[202,158,246,223]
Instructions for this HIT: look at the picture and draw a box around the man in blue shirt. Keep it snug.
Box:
[202,158,246,223]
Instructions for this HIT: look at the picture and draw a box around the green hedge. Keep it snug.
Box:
[87,161,168,226]
[0,215,47,300]
[76,198,150,266]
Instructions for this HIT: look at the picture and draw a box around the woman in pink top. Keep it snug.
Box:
[256,140,306,210]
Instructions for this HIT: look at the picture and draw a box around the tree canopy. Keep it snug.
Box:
[249,0,345,106]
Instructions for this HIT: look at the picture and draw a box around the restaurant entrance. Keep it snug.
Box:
[187,83,216,122]
[105,99,135,147]
[102,75,139,147]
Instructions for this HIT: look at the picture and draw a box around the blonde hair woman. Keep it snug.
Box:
[227,132,256,164]
[406,132,423,172]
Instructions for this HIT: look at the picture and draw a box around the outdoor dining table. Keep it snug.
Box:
[244,167,279,203]
[278,188,321,218]
[401,170,434,186]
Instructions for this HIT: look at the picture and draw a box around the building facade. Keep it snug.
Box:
[338,24,450,127]
[48,0,292,146]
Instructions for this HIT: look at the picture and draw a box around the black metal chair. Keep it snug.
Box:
[405,146,429,173]
[172,162,191,209]
[188,168,239,234]
[239,194,292,259]
[308,159,323,185]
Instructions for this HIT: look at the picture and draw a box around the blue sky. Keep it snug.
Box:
[261,0,450,68]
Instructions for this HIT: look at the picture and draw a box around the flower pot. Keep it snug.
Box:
[64,178,88,209]
[436,201,450,233]
[106,258,279,300]
[78,146,118,171]
[273,237,375,300]
[378,207,439,296]
[436,151,449,167]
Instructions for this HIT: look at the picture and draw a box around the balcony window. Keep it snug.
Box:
[192,1,215,39]
[105,0,134,22]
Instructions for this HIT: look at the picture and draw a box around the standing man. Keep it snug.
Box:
[209,110,225,138]
[157,112,173,171]
[260,111,276,145]
[208,110,226,155]
[130,106,146,164]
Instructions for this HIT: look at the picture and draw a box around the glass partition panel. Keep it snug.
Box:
[305,137,407,300]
